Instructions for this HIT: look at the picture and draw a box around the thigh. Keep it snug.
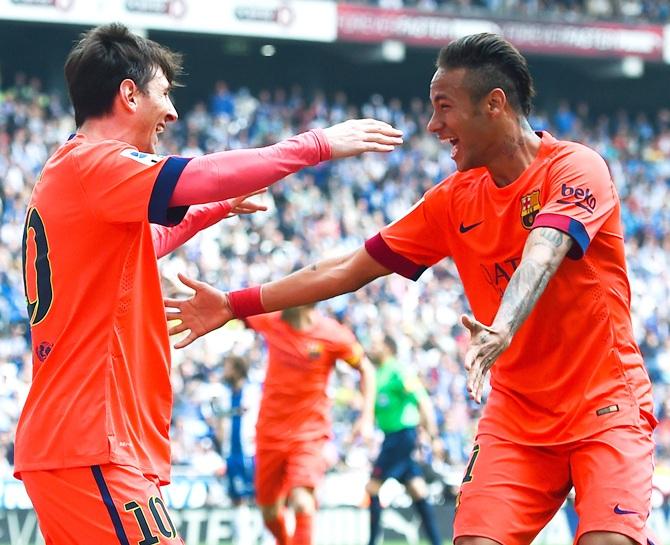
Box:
[454,435,571,545]
[571,421,655,545]
[285,440,327,492]
[255,448,288,506]
[22,464,182,545]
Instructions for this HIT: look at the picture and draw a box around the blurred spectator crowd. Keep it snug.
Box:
[345,0,670,23]
[1,73,670,497]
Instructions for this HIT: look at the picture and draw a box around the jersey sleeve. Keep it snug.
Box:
[75,142,191,226]
[365,186,452,281]
[533,144,616,259]
[325,320,364,368]
[335,341,364,368]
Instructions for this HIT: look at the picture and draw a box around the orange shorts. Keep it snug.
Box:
[454,419,655,545]
[255,441,328,506]
[21,464,183,545]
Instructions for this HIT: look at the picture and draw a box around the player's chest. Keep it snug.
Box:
[450,180,548,259]
[274,337,331,370]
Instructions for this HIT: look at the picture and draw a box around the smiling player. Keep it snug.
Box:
[167,33,656,545]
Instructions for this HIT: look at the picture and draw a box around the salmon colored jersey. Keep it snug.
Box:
[15,134,190,483]
[246,312,363,447]
[365,131,655,445]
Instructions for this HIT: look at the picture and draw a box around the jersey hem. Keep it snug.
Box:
[14,457,169,485]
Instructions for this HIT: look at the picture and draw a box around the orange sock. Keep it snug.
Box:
[293,512,313,545]
[265,511,290,545]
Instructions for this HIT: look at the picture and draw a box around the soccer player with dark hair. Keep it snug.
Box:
[14,22,401,544]
[244,304,375,545]
[168,32,656,545]
[366,334,442,545]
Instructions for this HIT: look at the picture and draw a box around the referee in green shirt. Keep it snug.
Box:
[366,334,443,545]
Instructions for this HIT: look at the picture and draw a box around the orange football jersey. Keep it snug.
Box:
[366,131,654,444]
[246,312,363,447]
[16,135,190,483]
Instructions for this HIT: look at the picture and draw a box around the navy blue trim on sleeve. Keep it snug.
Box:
[148,156,192,226]
[365,233,427,281]
[91,466,131,545]
[533,213,590,259]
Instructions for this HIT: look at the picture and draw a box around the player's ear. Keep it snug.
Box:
[118,79,139,113]
[486,88,506,117]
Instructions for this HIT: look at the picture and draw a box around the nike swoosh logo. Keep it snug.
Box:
[459,220,483,234]
[613,504,638,515]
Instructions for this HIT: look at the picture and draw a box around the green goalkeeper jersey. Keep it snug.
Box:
[374,357,428,434]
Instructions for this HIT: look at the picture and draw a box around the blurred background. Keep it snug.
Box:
[1,1,670,543]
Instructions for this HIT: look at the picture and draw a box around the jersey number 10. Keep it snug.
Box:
[21,207,53,326]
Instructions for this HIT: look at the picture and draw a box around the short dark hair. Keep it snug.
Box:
[64,23,183,127]
[436,33,535,117]
[383,334,397,355]
[226,356,250,380]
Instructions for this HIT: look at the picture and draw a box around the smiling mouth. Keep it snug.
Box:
[447,138,459,158]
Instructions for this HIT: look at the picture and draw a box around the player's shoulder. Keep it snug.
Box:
[313,314,356,343]
[547,133,606,168]
[246,311,281,330]
[71,135,165,168]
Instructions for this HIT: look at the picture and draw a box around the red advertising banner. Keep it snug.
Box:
[337,3,665,61]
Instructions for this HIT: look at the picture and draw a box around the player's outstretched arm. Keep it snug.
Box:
[462,226,573,403]
[169,120,403,207]
[152,190,267,258]
[417,391,442,458]
[164,246,391,348]
[353,357,376,443]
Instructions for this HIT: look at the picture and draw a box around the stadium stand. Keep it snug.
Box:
[343,0,670,23]
[1,74,670,487]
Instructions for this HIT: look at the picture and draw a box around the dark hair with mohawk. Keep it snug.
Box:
[437,33,535,116]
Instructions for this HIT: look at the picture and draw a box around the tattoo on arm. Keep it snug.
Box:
[493,228,573,337]
[539,228,565,248]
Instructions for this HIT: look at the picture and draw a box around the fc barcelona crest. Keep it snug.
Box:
[307,342,324,360]
[520,190,541,229]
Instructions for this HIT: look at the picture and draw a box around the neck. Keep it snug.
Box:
[79,116,139,149]
[282,308,314,330]
[487,117,541,187]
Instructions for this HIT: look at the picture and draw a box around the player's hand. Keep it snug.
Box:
[352,415,374,444]
[164,273,233,348]
[430,436,444,461]
[461,314,511,404]
[225,189,268,218]
[323,119,403,159]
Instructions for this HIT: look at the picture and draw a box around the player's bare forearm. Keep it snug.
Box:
[358,358,376,423]
[261,247,391,312]
[491,227,573,338]
[462,227,573,403]
[418,395,438,438]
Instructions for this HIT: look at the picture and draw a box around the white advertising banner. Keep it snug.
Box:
[0,0,338,42]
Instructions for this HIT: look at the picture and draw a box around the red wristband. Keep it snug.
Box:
[228,286,265,318]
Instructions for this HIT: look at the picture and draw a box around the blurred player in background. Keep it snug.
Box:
[14,21,401,544]
[244,304,376,545]
[366,334,442,545]
[218,355,262,545]
[168,32,656,545]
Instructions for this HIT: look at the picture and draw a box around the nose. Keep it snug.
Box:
[166,98,178,123]
[427,111,441,134]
